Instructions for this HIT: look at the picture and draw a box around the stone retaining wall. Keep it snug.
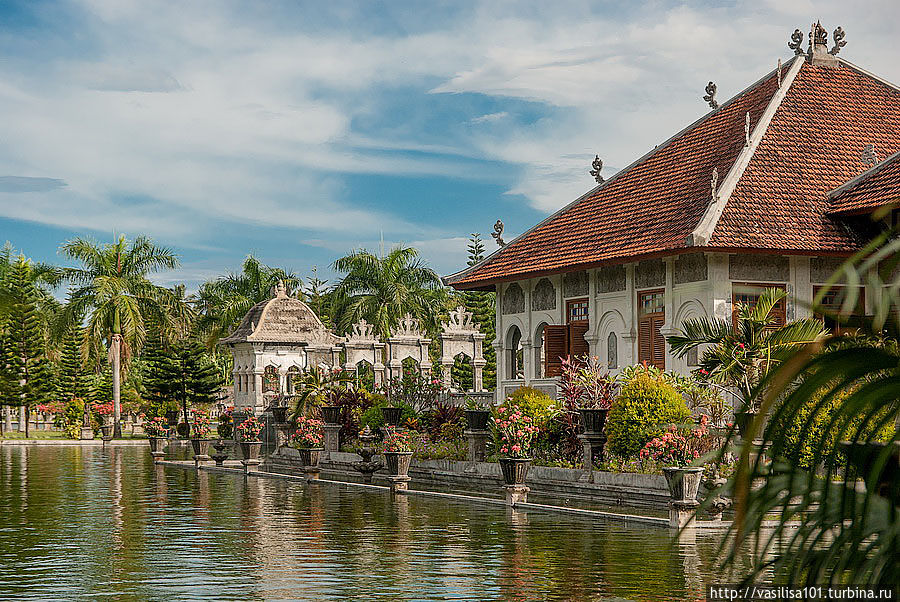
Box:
[268,448,670,510]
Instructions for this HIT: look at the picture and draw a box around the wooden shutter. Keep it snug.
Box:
[544,325,568,377]
[638,318,652,365]
[650,315,666,369]
[569,322,589,360]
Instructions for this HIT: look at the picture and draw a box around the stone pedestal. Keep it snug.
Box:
[242,458,261,474]
[323,424,341,454]
[80,426,94,440]
[151,451,165,463]
[194,454,210,468]
[465,429,489,463]
[504,484,529,506]
[668,501,699,529]
[274,422,292,451]
[388,475,410,493]
[577,433,606,481]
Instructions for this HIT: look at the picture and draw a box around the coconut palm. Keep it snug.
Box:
[194,255,300,348]
[57,235,190,438]
[711,233,900,586]
[330,246,446,338]
[667,287,827,410]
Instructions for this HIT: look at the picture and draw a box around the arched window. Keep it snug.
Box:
[263,365,279,393]
[287,366,301,394]
[607,332,618,369]
[506,325,523,380]
[686,347,699,367]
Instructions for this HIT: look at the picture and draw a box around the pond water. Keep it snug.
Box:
[0,445,746,601]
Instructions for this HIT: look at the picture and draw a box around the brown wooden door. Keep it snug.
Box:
[544,325,568,377]
[638,289,665,369]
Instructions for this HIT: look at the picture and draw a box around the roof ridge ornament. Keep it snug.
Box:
[829,26,846,55]
[777,58,783,87]
[589,155,604,183]
[862,144,878,168]
[711,167,719,203]
[273,280,287,298]
[491,219,506,247]
[703,82,718,109]
[788,29,804,55]
[745,112,751,146]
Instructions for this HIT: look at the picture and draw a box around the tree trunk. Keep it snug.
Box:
[18,405,25,433]
[110,334,122,439]
[24,403,29,438]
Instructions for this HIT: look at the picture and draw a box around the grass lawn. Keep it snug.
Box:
[0,430,146,440]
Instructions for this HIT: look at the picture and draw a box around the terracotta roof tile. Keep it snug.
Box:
[448,58,900,290]
[828,150,900,215]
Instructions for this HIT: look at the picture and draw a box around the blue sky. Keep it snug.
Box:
[1,0,898,291]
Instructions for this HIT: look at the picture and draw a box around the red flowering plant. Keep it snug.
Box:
[290,416,324,449]
[380,428,412,453]
[236,416,263,442]
[93,401,114,416]
[37,401,64,415]
[191,409,212,439]
[639,415,711,467]
[145,416,169,438]
[492,403,539,459]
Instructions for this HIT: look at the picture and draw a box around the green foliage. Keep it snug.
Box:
[143,336,223,423]
[502,386,556,428]
[606,373,691,457]
[62,396,86,439]
[57,325,91,404]
[359,398,417,431]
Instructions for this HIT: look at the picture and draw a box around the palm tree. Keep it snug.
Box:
[667,287,827,410]
[194,255,300,348]
[331,246,446,338]
[58,235,189,438]
[711,233,900,586]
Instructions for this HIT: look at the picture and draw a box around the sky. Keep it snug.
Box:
[1,0,899,291]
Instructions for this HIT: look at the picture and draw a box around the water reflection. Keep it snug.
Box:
[0,445,744,600]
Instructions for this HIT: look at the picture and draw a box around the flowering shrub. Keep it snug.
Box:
[639,415,710,467]
[93,401,114,416]
[291,416,324,448]
[145,416,169,438]
[218,407,234,439]
[37,401,64,415]
[236,416,263,442]
[492,403,539,459]
[380,428,412,453]
[191,410,212,438]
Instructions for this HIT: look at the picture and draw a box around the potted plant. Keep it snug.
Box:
[569,355,615,435]
[145,416,169,454]
[217,407,234,440]
[320,405,342,425]
[236,415,264,461]
[463,397,490,431]
[493,403,539,486]
[381,428,413,477]
[640,417,710,503]
[291,415,325,467]
[380,406,404,428]
[190,410,213,458]
[165,409,180,427]
[95,402,115,440]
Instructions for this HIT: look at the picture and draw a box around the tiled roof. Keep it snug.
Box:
[828,150,900,215]
[220,289,339,345]
[447,56,900,290]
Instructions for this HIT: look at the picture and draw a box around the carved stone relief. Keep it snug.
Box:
[597,265,626,293]
[563,271,589,297]
[674,253,709,284]
[531,278,556,311]
[501,282,525,314]
[728,254,789,281]
[635,259,666,289]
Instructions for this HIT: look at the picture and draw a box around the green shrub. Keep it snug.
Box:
[772,385,893,470]
[62,397,86,439]
[359,399,416,431]
[606,373,691,457]
[503,386,557,428]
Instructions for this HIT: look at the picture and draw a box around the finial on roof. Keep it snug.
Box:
[703,82,718,109]
[862,144,878,168]
[745,112,751,146]
[806,21,840,67]
[711,167,719,202]
[491,220,506,247]
[589,155,604,183]
[777,58,783,87]
[810,21,828,50]
[829,26,846,55]
[273,279,287,298]
[788,29,804,55]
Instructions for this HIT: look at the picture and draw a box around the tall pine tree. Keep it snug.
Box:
[144,337,223,428]
[58,325,90,403]
[450,234,496,392]
[1,257,54,436]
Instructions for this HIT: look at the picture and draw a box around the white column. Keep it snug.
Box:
[586,269,600,356]
[623,263,637,366]
[791,256,812,320]
[523,279,534,383]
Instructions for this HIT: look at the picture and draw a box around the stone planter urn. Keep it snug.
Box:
[191,438,211,458]
[321,406,342,425]
[578,408,608,435]
[148,437,166,454]
[298,447,323,468]
[734,410,759,439]
[381,407,403,427]
[499,457,531,486]
[464,409,490,431]
[165,410,179,427]
[383,451,413,477]
[240,441,263,462]
[662,466,704,504]
[100,423,114,441]
[271,406,289,424]
[211,440,229,466]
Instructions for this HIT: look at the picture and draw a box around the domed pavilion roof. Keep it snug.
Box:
[219,282,339,345]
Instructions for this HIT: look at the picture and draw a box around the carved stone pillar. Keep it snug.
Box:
[323,424,341,454]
